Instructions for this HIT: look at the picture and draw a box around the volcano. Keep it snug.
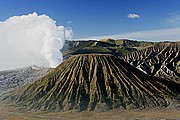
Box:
[6,54,180,111]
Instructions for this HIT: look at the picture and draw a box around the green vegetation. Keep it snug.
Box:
[61,38,154,59]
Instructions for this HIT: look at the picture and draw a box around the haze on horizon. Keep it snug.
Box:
[1,0,180,70]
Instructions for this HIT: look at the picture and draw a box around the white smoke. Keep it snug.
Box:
[0,12,73,70]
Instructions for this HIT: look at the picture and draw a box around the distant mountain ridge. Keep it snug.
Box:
[61,38,154,60]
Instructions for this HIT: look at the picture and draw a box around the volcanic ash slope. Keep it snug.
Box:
[5,54,180,112]
[121,42,180,83]
[0,66,51,96]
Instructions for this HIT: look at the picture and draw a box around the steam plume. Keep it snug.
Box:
[0,12,73,70]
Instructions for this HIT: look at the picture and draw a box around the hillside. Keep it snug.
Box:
[0,66,51,96]
[61,39,180,82]
[61,39,154,59]
[4,54,180,112]
[121,42,180,83]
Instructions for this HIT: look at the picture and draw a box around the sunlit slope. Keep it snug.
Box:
[7,54,180,111]
[121,42,180,83]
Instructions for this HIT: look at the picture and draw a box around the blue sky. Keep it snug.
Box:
[1,0,180,40]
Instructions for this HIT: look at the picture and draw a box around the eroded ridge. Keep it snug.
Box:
[121,42,180,83]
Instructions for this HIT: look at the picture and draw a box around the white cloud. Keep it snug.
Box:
[127,13,140,19]
[0,12,73,70]
[165,11,180,23]
[82,27,180,42]
[67,21,72,24]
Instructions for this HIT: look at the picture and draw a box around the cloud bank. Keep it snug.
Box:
[127,13,140,19]
[165,11,180,24]
[83,27,180,42]
[0,12,73,70]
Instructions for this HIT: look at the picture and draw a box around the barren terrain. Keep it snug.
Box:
[0,104,180,120]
